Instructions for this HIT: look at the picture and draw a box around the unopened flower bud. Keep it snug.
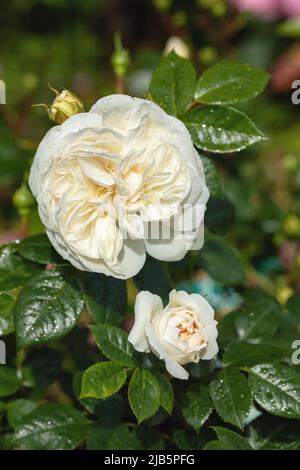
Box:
[48,88,84,124]
[13,182,35,219]
[111,32,130,78]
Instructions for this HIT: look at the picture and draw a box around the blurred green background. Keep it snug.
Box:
[1,0,300,306]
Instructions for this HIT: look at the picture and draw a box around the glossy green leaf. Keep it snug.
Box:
[249,363,300,419]
[17,234,62,265]
[155,372,174,415]
[149,51,196,116]
[91,324,136,367]
[211,426,253,450]
[7,399,37,428]
[210,369,252,430]
[72,371,103,415]
[0,244,37,292]
[200,154,223,197]
[109,425,142,450]
[183,385,213,432]
[223,339,289,368]
[14,268,84,349]
[197,238,245,285]
[248,415,300,450]
[184,106,266,153]
[81,362,127,399]
[87,424,141,450]
[195,62,269,104]
[13,404,89,450]
[0,292,15,336]
[83,272,126,325]
[240,290,282,339]
[173,430,205,450]
[0,367,21,397]
[128,368,160,424]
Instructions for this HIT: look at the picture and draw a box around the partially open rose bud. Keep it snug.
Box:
[128,289,218,380]
[47,88,84,124]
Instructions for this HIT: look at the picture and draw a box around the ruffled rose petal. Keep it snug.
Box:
[128,291,163,353]
[145,321,189,380]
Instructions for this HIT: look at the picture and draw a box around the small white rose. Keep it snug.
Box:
[128,289,218,380]
[29,94,209,279]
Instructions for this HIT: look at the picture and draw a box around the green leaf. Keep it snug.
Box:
[184,106,266,153]
[155,372,174,415]
[173,430,205,450]
[183,385,213,432]
[204,440,223,450]
[137,426,165,450]
[211,426,253,450]
[0,292,15,335]
[210,369,252,430]
[223,339,289,368]
[149,51,196,116]
[81,362,127,399]
[87,424,141,450]
[7,399,37,428]
[82,272,127,325]
[195,62,269,105]
[14,268,84,349]
[72,371,103,415]
[240,290,282,339]
[109,425,142,450]
[128,368,160,424]
[13,404,89,450]
[249,363,300,419]
[0,367,21,397]
[200,154,223,197]
[133,255,171,303]
[17,234,62,264]
[248,415,300,450]
[0,244,38,292]
[197,238,245,285]
[86,424,115,450]
[91,324,136,367]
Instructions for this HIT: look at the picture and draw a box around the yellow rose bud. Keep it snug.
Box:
[48,88,84,124]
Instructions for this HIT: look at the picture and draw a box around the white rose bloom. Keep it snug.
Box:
[29,94,209,279]
[128,289,218,380]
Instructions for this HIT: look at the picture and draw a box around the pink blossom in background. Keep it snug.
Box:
[230,0,281,18]
[231,0,300,18]
[281,0,300,17]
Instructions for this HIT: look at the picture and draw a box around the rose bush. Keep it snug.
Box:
[128,289,218,379]
[2,45,300,451]
[29,94,209,279]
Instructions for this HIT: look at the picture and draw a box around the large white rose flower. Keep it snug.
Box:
[128,289,218,380]
[29,95,209,279]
